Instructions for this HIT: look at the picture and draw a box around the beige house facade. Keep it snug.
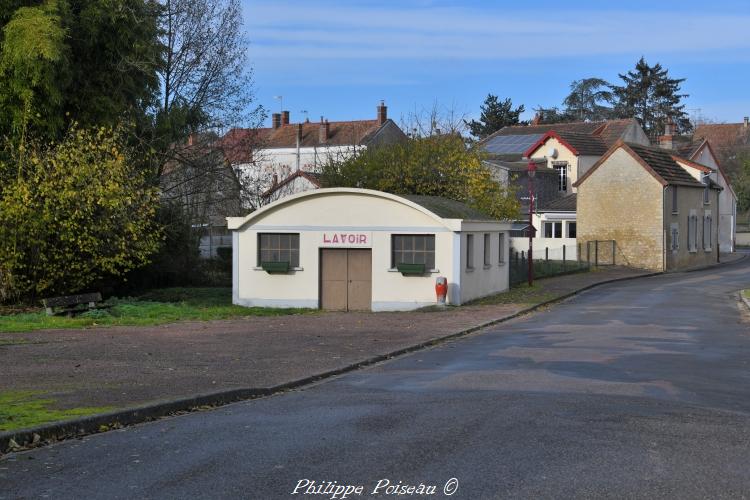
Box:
[227,189,511,311]
[574,142,721,271]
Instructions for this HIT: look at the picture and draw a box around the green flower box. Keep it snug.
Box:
[396,263,426,276]
[261,261,290,274]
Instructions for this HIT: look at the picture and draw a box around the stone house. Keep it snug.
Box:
[574,141,721,271]
[479,119,649,259]
[658,123,739,252]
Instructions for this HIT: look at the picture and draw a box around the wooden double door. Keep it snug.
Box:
[320,249,372,311]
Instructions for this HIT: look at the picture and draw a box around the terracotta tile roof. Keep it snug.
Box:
[694,122,750,156]
[672,137,705,159]
[219,119,389,164]
[625,143,705,187]
[218,128,270,164]
[527,130,608,157]
[261,170,321,199]
[595,119,642,147]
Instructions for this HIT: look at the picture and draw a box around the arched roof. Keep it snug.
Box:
[227,188,493,231]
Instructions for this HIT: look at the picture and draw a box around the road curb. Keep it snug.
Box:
[0,268,692,456]
[740,291,750,311]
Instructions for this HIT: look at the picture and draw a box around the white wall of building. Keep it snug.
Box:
[228,189,510,311]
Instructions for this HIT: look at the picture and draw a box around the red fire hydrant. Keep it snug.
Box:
[435,277,448,306]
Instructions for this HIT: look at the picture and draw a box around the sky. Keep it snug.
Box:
[242,0,750,128]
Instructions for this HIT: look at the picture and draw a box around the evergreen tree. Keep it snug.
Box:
[612,57,690,137]
[563,78,614,121]
[465,94,525,139]
[531,106,576,125]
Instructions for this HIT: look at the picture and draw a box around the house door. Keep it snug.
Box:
[320,249,372,311]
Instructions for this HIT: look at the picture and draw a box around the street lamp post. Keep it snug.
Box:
[528,160,536,287]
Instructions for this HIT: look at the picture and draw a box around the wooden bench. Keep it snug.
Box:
[42,292,103,316]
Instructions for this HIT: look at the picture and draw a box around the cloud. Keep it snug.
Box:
[244,2,750,61]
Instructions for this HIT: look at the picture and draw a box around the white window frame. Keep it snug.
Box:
[543,221,563,239]
[567,221,577,239]
[553,162,568,192]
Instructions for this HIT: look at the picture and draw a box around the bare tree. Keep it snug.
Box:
[150,0,266,237]
[399,100,470,139]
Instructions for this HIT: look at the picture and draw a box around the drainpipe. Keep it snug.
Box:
[662,185,667,271]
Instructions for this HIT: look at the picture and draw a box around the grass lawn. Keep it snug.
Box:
[743,290,749,299]
[0,287,315,333]
[467,282,559,307]
[0,391,114,432]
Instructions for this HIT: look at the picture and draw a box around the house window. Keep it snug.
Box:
[703,213,712,251]
[258,233,300,267]
[392,234,435,269]
[544,221,562,238]
[483,234,491,266]
[466,234,474,270]
[567,222,577,238]
[498,233,505,264]
[672,187,678,214]
[670,223,679,252]
[687,213,698,252]
[555,164,567,191]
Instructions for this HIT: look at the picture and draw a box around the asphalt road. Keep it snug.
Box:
[3,257,750,499]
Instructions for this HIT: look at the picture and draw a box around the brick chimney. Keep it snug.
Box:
[272,113,281,129]
[658,117,675,149]
[282,110,290,126]
[319,117,330,143]
[377,100,387,126]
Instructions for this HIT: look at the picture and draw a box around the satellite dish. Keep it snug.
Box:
[548,147,558,159]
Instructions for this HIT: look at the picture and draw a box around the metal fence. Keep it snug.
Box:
[509,244,589,286]
[585,240,616,266]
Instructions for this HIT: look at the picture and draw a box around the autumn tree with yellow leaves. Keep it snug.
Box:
[0,126,162,301]
[320,134,519,220]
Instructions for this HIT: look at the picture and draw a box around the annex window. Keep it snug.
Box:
[498,233,505,264]
[672,187,678,214]
[392,234,435,269]
[567,222,577,239]
[554,163,568,192]
[544,221,562,239]
[258,233,300,267]
[466,234,474,270]
[670,223,679,252]
[483,234,491,266]
[703,213,713,251]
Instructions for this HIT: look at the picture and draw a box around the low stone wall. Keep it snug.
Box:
[737,232,750,247]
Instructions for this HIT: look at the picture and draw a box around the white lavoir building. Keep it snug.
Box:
[227,188,512,311]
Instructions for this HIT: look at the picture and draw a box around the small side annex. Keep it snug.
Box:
[227,188,511,311]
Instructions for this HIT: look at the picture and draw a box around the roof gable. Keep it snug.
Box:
[574,141,706,189]
[525,130,608,157]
